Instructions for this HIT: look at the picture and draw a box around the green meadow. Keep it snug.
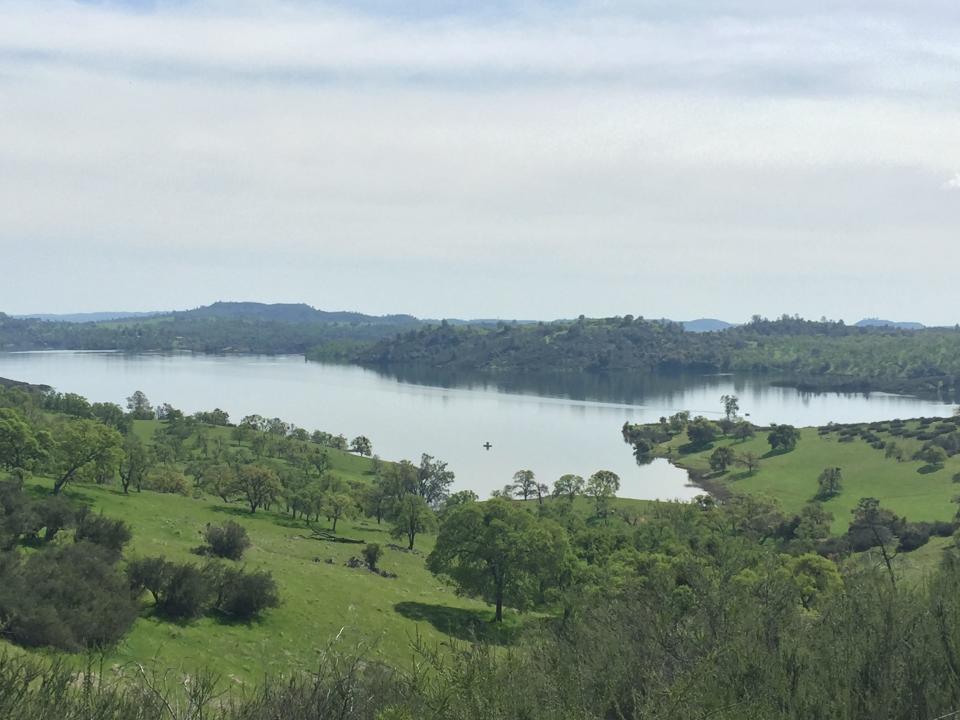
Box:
[656,419,959,532]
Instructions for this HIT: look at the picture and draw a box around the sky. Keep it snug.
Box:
[1,1,960,324]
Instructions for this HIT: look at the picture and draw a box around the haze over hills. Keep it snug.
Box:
[6,303,933,332]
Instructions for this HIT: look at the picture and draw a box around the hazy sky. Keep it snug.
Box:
[2,1,960,323]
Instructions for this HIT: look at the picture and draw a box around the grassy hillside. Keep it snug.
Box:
[652,419,959,532]
[14,475,511,682]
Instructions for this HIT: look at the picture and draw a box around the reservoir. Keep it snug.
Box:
[0,352,953,500]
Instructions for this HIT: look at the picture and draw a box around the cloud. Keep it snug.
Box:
[1,1,960,321]
[945,173,960,189]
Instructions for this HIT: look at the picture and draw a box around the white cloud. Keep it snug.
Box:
[945,173,960,189]
[1,1,960,321]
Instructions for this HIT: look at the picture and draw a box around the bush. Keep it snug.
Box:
[155,563,213,620]
[74,510,132,559]
[144,465,191,495]
[201,521,251,560]
[0,542,137,651]
[363,543,382,570]
[127,556,172,604]
[215,567,280,620]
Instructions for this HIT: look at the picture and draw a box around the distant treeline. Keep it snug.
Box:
[356,315,960,399]
[0,301,421,355]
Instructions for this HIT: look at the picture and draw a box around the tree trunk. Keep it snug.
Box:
[332,516,338,533]
[495,594,503,623]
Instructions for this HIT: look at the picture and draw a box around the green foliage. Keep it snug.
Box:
[584,470,620,519]
[709,445,736,473]
[428,498,572,622]
[815,466,843,500]
[201,521,251,560]
[767,423,801,452]
[686,416,721,447]
[74,509,132,559]
[389,494,436,550]
[50,419,124,494]
[0,542,137,651]
[362,543,382,570]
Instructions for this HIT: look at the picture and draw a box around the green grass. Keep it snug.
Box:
[7,476,521,684]
[658,423,959,533]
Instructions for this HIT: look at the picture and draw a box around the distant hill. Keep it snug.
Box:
[680,318,735,333]
[14,311,163,323]
[173,302,420,326]
[854,318,925,330]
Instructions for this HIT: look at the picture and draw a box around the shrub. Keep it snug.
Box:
[155,563,213,620]
[215,567,280,620]
[74,510,131,559]
[144,465,191,495]
[127,556,172,604]
[201,521,251,560]
[0,542,137,651]
[363,543,382,571]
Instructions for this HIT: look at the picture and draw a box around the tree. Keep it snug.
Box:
[51,420,123,494]
[206,464,236,503]
[417,454,455,506]
[118,434,153,494]
[232,464,280,513]
[916,445,948,468]
[687,417,721,447]
[848,497,901,585]
[427,498,572,622]
[389,493,436,550]
[362,477,392,524]
[322,492,356,533]
[552,474,584,503]
[721,394,740,421]
[0,408,46,471]
[732,421,755,442]
[815,467,843,500]
[736,451,761,475]
[884,441,904,462]
[350,436,372,457]
[768,424,801,453]
[585,470,620,519]
[126,390,153,420]
[512,470,538,501]
[709,446,736,473]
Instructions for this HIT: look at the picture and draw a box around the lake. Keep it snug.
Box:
[0,351,954,500]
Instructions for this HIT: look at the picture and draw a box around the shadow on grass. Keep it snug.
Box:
[393,602,521,645]
[918,464,943,475]
[677,441,714,455]
[761,448,794,460]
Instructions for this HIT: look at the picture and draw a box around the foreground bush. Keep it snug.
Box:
[0,542,137,651]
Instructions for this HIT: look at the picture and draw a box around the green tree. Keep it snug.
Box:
[585,470,620,519]
[427,498,572,622]
[736,451,761,475]
[709,446,736,473]
[118,434,153,494]
[125,390,153,420]
[322,492,356,533]
[417,454,455,506]
[51,420,123,495]
[721,394,740,421]
[231,464,280,513]
[0,408,46,471]
[389,493,436,550]
[687,417,721,447]
[916,445,948,468]
[350,436,372,456]
[815,467,843,500]
[732,421,755,442]
[552,474,584,502]
[512,470,538,501]
[768,424,801,453]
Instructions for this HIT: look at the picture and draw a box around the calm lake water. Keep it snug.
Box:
[0,352,954,500]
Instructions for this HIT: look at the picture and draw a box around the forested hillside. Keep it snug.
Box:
[0,302,421,355]
[358,315,960,399]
